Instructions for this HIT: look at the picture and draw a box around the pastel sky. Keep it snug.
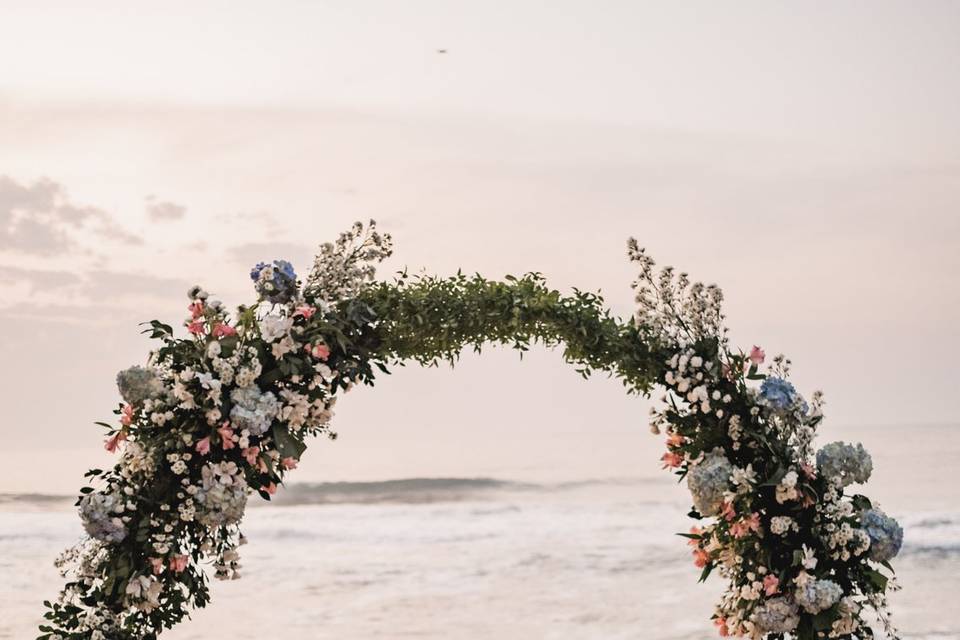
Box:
[1,1,958,493]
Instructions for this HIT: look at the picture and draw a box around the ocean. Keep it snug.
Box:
[2,424,958,639]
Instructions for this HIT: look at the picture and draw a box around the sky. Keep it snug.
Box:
[1,1,958,493]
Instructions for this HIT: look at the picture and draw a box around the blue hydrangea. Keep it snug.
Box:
[861,508,903,563]
[816,441,873,487]
[116,366,164,406]
[759,377,807,413]
[795,578,844,614]
[230,385,280,436]
[751,597,800,633]
[79,492,127,544]
[250,259,298,304]
[686,448,733,516]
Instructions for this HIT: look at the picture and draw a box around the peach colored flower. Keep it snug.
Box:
[660,452,683,469]
[195,436,211,456]
[666,433,685,449]
[169,555,189,573]
[149,557,165,575]
[281,457,298,470]
[242,446,260,466]
[104,431,127,453]
[714,617,729,637]
[688,526,703,547]
[692,548,710,568]
[721,500,737,522]
[800,462,816,479]
[763,574,779,596]
[263,482,277,496]
[120,404,134,426]
[749,345,765,365]
[217,423,235,450]
[212,323,237,338]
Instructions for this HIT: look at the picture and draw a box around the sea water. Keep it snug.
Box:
[2,425,958,640]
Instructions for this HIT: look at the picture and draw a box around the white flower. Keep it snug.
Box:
[259,314,293,343]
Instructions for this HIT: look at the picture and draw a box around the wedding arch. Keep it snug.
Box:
[44,222,902,640]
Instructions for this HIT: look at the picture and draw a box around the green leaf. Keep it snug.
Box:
[271,423,306,460]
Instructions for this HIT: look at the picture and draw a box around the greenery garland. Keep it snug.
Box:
[42,222,902,640]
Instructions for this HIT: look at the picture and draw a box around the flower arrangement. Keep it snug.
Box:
[42,223,900,640]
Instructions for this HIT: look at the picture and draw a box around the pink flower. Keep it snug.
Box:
[212,323,237,338]
[749,345,765,366]
[169,555,189,573]
[242,446,260,466]
[688,526,703,547]
[763,574,779,596]
[263,482,277,496]
[281,457,298,470]
[800,462,816,480]
[149,557,165,575]
[217,423,235,450]
[120,404,134,426]
[104,431,127,453]
[188,301,204,319]
[294,305,316,320]
[666,433,685,449]
[745,512,762,533]
[195,436,211,456]
[187,319,206,335]
[714,617,729,637]
[721,500,737,522]
[305,343,330,360]
[692,548,710,568]
[660,452,683,469]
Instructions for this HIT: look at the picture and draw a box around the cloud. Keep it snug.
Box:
[0,267,82,293]
[0,175,142,254]
[146,198,187,222]
[226,241,315,273]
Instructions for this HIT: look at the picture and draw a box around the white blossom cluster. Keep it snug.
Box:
[304,219,393,302]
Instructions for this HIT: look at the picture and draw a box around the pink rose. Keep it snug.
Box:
[212,323,237,338]
[169,555,189,573]
[195,436,211,456]
[305,343,331,360]
[749,345,765,366]
[187,319,206,335]
[294,305,316,320]
[217,423,235,450]
[763,574,779,596]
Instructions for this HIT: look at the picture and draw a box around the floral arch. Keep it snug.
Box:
[44,222,902,640]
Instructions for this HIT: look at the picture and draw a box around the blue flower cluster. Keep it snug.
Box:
[795,578,843,614]
[861,508,903,563]
[816,441,873,487]
[686,448,733,516]
[79,492,128,544]
[116,366,164,406]
[250,259,298,304]
[759,376,807,413]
